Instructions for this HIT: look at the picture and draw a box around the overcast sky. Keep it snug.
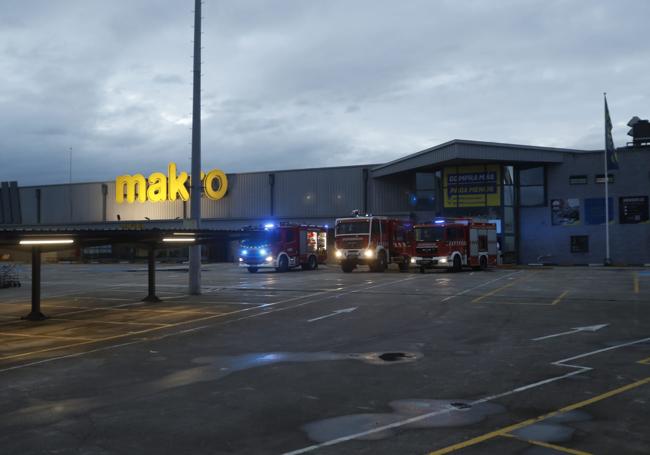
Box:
[1,0,648,185]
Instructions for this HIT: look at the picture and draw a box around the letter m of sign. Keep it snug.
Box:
[116,174,147,203]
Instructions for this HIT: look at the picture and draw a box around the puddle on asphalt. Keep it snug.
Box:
[516,410,592,454]
[158,351,421,390]
[5,350,422,427]
[303,399,505,442]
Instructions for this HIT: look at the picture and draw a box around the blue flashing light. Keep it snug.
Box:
[259,248,267,256]
[434,219,445,224]
[241,249,248,256]
[324,224,329,229]
[264,223,275,229]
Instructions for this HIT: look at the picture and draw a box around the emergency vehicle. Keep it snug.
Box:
[238,223,328,273]
[334,215,413,273]
[410,219,498,272]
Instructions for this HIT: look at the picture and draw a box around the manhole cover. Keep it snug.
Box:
[379,352,409,362]
[450,402,472,410]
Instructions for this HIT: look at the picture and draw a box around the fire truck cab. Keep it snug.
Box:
[239,224,327,273]
[334,215,412,273]
[411,219,497,272]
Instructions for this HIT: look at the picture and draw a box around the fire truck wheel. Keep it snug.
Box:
[373,252,387,273]
[276,255,289,273]
[302,255,318,271]
[452,255,462,273]
[480,255,488,270]
[247,267,258,273]
[341,261,354,273]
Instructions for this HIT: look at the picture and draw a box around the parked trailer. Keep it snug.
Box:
[238,224,328,273]
[411,219,497,272]
[0,264,21,288]
[334,215,413,273]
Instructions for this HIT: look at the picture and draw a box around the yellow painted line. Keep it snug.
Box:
[428,375,650,455]
[552,290,569,306]
[502,433,592,455]
[634,272,640,294]
[46,304,224,316]
[491,302,554,306]
[0,324,174,362]
[637,356,650,365]
[0,331,95,341]
[47,318,172,327]
[472,273,537,303]
[0,304,267,362]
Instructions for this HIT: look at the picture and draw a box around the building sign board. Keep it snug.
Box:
[551,198,580,226]
[619,196,649,224]
[116,162,228,203]
[584,197,614,225]
[443,165,501,208]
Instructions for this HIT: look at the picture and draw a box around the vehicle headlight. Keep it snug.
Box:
[440,258,448,264]
[410,257,416,264]
[335,250,343,258]
[239,258,243,262]
[259,248,267,256]
[266,256,273,262]
[364,249,374,258]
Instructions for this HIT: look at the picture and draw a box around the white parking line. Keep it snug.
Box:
[281,336,650,455]
[440,271,522,302]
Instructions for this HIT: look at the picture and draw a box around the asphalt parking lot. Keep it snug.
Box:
[0,263,649,454]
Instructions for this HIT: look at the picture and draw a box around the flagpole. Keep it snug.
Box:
[603,92,611,266]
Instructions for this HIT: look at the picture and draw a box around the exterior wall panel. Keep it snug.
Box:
[274,167,366,218]
[519,149,650,265]
[369,174,413,216]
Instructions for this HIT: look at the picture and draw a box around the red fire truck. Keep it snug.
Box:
[239,223,328,273]
[410,219,498,272]
[334,215,413,273]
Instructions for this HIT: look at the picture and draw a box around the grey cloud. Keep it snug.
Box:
[1,0,648,186]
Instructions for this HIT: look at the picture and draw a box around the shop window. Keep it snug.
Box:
[570,235,589,253]
[595,174,614,184]
[415,172,437,210]
[520,186,545,206]
[519,166,546,207]
[503,185,514,206]
[520,166,544,186]
[569,175,588,185]
[503,206,515,234]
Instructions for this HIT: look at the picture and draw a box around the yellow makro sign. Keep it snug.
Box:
[443,165,501,208]
[116,162,228,204]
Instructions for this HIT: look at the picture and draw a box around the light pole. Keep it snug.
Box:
[188,0,202,294]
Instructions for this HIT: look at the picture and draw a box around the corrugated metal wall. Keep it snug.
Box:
[16,165,377,225]
[274,166,366,218]
[368,173,413,215]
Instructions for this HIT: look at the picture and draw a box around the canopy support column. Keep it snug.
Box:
[142,245,161,303]
[22,247,48,321]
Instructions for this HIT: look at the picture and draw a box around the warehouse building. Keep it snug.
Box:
[1,138,649,265]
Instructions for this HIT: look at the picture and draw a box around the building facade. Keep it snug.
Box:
[2,139,649,265]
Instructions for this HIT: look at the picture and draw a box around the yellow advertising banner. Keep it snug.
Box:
[444,165,501,207]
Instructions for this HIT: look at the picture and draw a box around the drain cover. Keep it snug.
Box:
[378,352,409,362]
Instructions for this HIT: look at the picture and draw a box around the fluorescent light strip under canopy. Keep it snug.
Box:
[162,237,196,243]
[19,239,75,245]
